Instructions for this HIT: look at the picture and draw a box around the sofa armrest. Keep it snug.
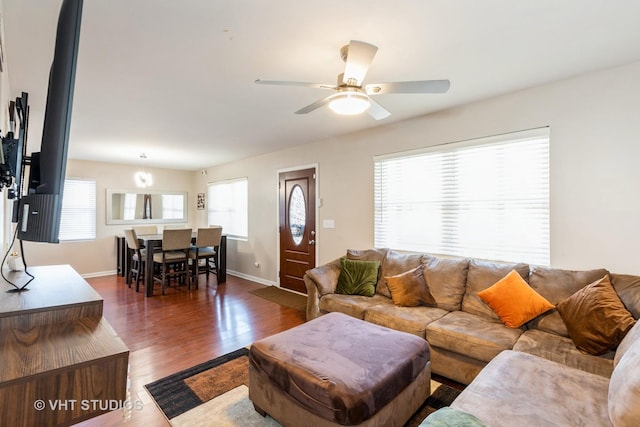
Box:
[304,258,342,320]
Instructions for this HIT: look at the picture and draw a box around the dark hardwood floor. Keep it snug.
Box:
[75,273,306,426]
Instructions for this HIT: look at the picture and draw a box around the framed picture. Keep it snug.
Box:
[197,193,205,210]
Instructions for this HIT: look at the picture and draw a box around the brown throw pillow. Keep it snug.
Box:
[556,275,636,355]
[385,267,436,307]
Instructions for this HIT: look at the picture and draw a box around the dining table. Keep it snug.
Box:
[133,232,227,297]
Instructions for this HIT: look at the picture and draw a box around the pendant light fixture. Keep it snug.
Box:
[134,153,153,188]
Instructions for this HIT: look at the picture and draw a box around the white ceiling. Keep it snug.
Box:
[3,0,640,171]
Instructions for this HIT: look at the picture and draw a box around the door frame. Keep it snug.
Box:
[275,163,319,288]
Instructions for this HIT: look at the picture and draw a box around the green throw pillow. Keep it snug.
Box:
[335,258,380,297]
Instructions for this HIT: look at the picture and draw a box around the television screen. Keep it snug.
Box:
[17,0,83,243]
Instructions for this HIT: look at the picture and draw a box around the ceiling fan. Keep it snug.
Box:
[255,40,450,120]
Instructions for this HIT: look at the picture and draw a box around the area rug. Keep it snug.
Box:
[145,348,462,426]
[249,286,307,311]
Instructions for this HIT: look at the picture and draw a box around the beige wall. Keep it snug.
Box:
[197,60,640,282]
[5,61,639,279]
[17,159,196,276]
[0,9,12,249]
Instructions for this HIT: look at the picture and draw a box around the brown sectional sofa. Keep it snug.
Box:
[303,248,640,385]
[448,320,640,426]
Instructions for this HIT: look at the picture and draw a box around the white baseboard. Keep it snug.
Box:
[82,270,118,278]
[227,270,277,287]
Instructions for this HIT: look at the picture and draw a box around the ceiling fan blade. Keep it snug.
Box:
[294,95,335,115]
[342,40,378,86]
[365,79,450,95]
[367,98,391,121]
[255,79,335,90]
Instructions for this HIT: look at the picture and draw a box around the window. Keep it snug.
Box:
[161,194,184,219]
[59,179,96,241]
[374,128,550,266]
[207,177,248,239]
[123,193,136,220]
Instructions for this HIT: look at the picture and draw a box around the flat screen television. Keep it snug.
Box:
[16,0,84,243]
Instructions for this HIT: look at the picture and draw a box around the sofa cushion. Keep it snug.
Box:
[426,311,523,363]
[319,294,392,319]
[513,329,614,377]
[611,273,640,319]
[608,336,640,427]
[347,248,389,295]
[336,258,380,297]
[305,259,341,296]
[615,320,640,367]
[461,259,530,320]
[379,250,424,298]
[451,350,611,427]
[527,266,609,337]
[364,304,449,338]
[385,266,436,307]
[422,255,470,312]
[557,275,636,355]
[529,311,570,338]
[477,269,554,328]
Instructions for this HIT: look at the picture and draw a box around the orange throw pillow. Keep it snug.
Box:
[477,269,554,328]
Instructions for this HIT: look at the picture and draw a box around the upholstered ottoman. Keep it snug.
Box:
[249,312,431,427]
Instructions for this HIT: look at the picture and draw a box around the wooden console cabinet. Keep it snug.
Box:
[0,265,130,427]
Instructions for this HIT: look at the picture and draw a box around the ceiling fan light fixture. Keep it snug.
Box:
[328,92,371,115]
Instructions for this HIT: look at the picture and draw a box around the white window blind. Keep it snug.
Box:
[123,193,136,220]
[59,179,96,241]
[207,177,248,239]
[161,194,183,219]
[374,128,550,266]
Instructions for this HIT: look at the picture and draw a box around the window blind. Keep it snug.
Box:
[161,194,184,219]
[123,193,136,220]
[59,179,96,241]
[207,177,248,239]
[374,128,550,266]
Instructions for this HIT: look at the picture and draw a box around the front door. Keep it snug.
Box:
[279,168,316,293]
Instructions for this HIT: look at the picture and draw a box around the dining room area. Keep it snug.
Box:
[117,225,228,297]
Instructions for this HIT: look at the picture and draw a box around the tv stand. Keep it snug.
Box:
[0,265,129,427]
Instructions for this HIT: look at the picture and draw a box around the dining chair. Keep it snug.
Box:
[133,225,159,235]
[123,229,146,292]
[188,226,223,288]
[152,228,193,295]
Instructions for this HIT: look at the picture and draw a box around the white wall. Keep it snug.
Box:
[0,9,12,251]
[17,159,196,276]
[198,60,640,282]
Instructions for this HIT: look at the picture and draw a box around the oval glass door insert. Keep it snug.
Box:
[289,185,306,245]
